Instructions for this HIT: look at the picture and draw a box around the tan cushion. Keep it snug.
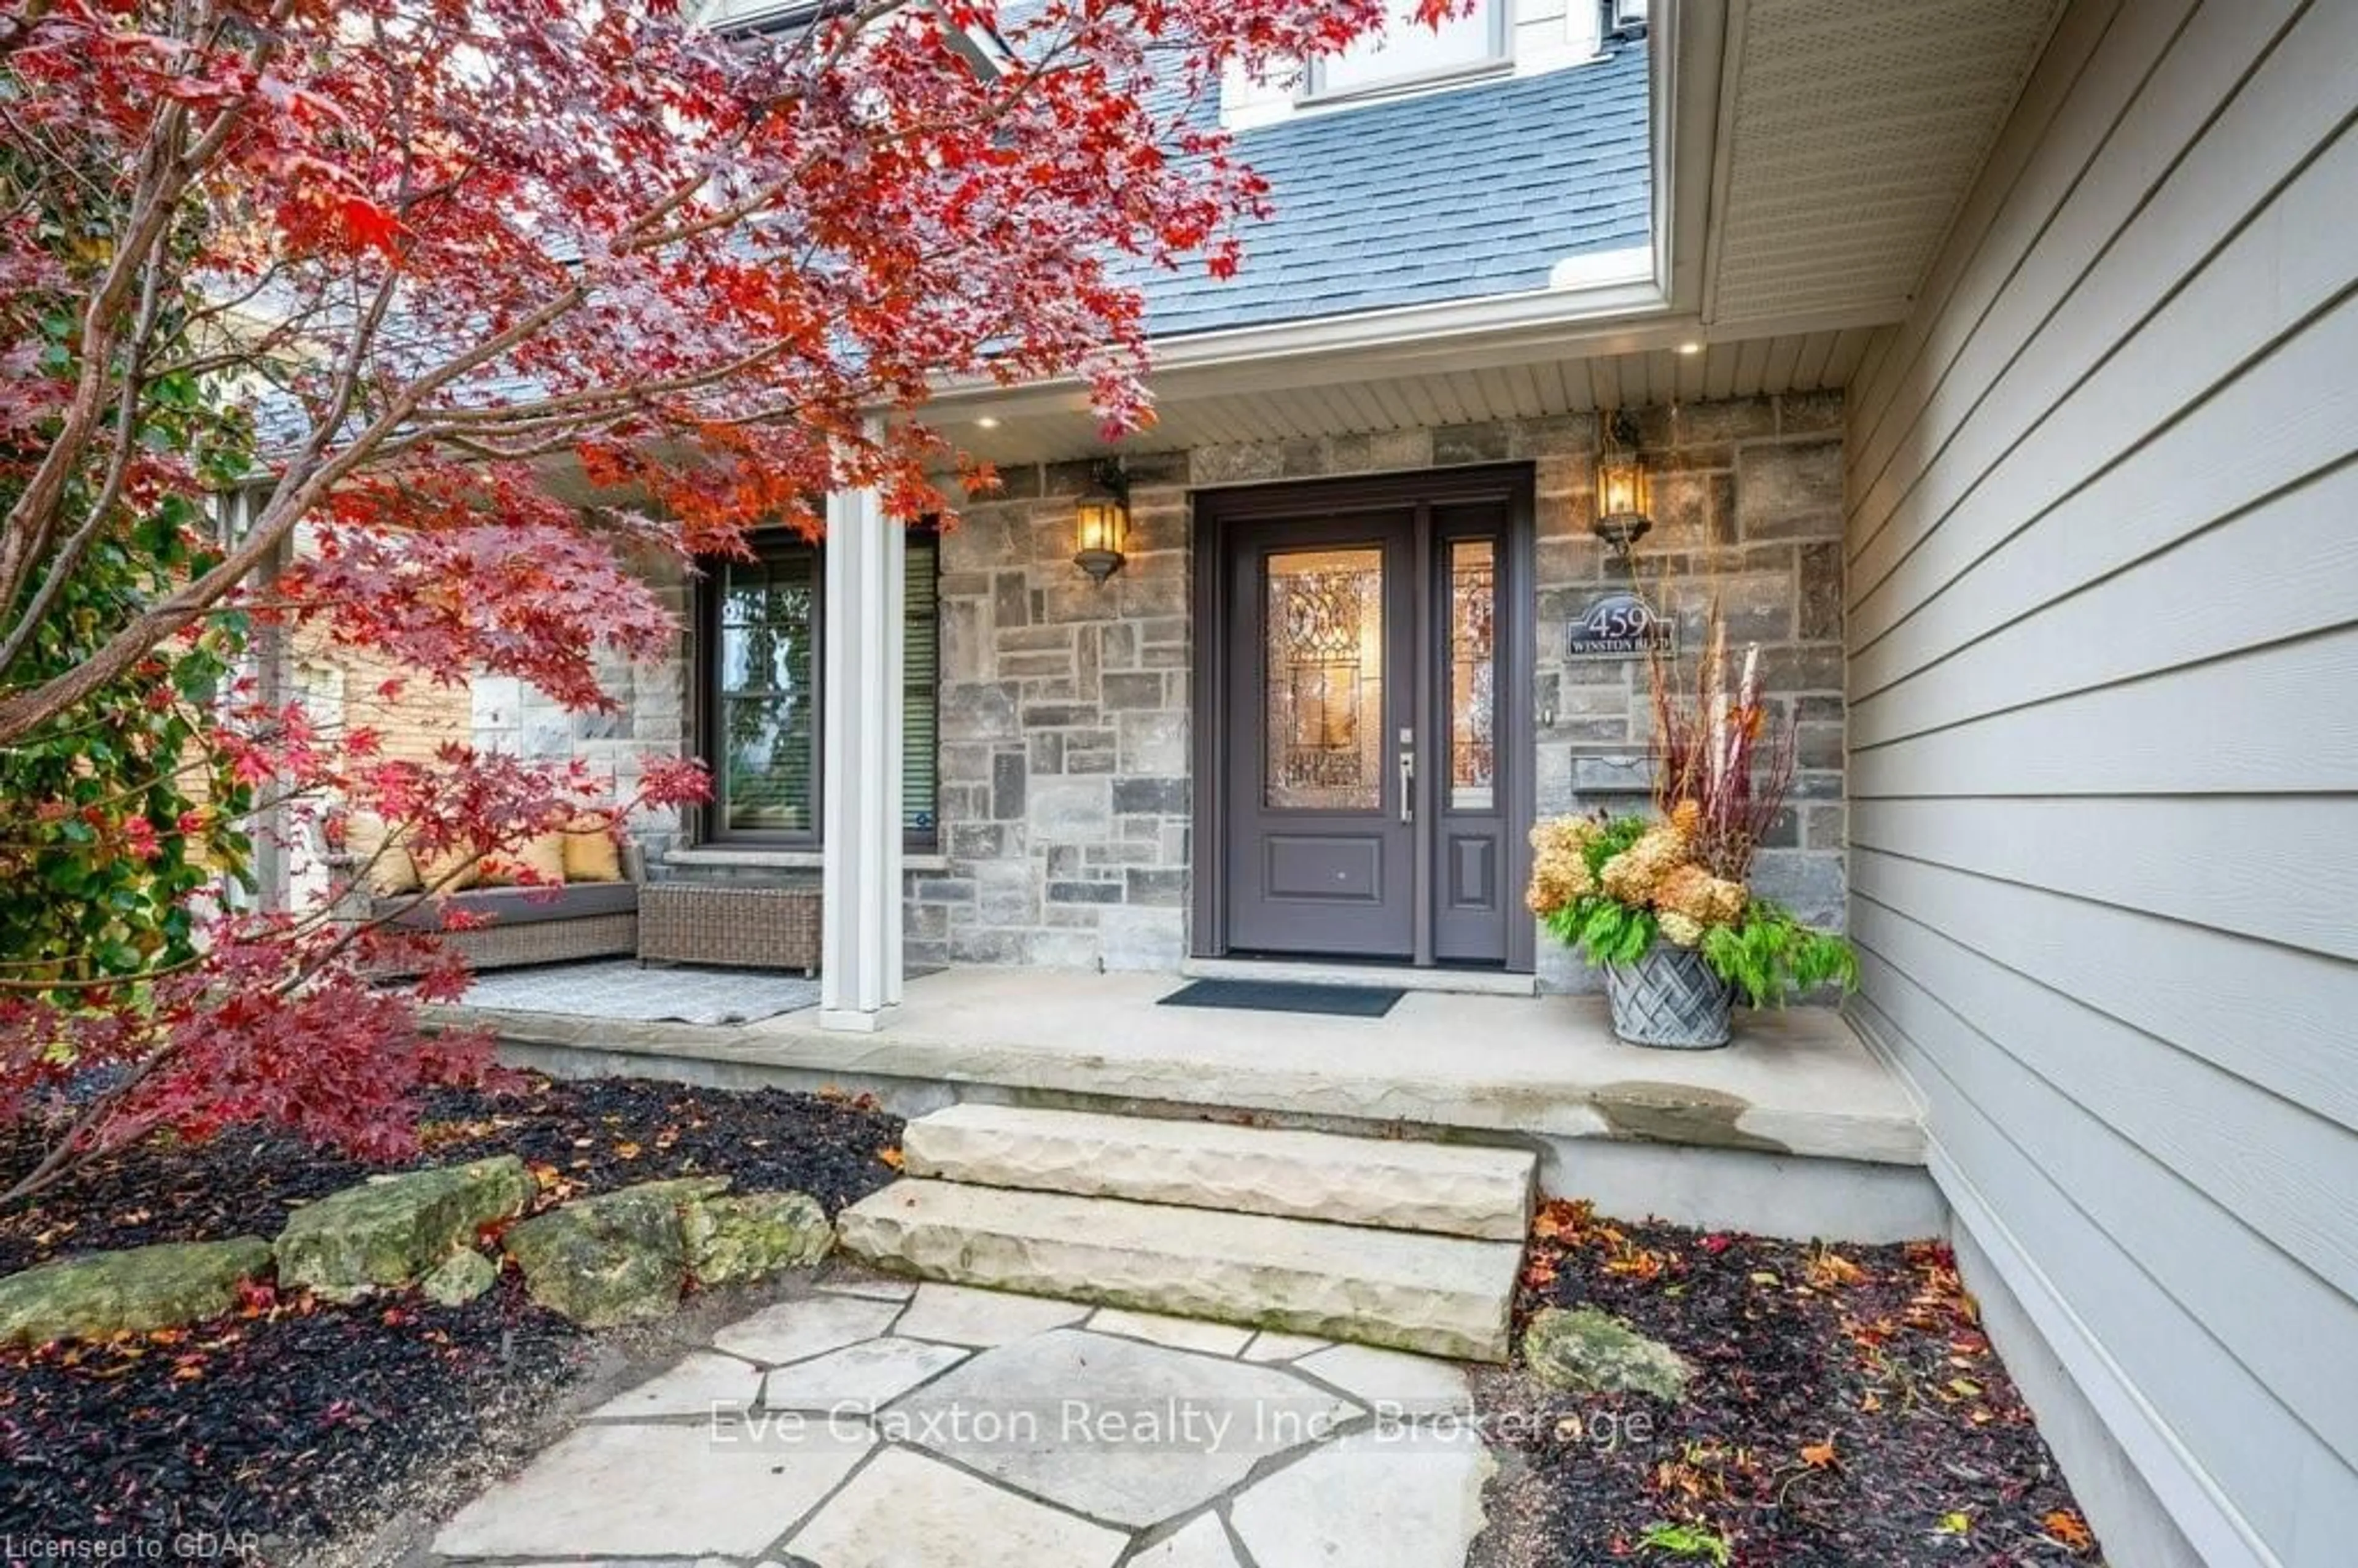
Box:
[480,831,569,888]
[386,880,638,929]
[414,841,481,895]
[561,813,626,883]
[344,812,421,896]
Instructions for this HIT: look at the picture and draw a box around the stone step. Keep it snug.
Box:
[900,1104,1535,1241]
[836,1179,1522,1363]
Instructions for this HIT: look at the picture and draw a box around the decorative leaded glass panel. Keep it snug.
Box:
[1265,548,1384,812]
[1449,538,1496,811]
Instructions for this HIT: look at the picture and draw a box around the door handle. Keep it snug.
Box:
[1398,734,1415,826]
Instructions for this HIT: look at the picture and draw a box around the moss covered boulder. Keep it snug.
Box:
[420,1248,499,1307]
[683,1190,831,1286]
[1523,1305,1694,1403]
[274,1156,536,1303]
[504,1177,730,1328]
[0,1238,275,1346]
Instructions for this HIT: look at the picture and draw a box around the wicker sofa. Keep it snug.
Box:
[335,841,645,972]
[329,814,828,974]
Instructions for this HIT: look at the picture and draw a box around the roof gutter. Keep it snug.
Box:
[924,245,1680,419]
[1150,244,1660,371]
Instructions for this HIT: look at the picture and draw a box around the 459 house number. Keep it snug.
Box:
[1565,591,1676,659]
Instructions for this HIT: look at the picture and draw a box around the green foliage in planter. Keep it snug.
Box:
[1546,895,1655,968]
[1699,901,1859,1008]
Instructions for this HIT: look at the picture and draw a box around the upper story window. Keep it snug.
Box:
[1307,0,1509,101]
[1223,0,1624,130]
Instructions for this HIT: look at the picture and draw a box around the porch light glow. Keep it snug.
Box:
[1593,409,1652,566]
[1074,459,1130,584]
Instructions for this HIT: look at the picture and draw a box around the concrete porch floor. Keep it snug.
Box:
[437,967,1943,1243]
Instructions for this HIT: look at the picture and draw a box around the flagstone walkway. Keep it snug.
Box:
[429,1277,1498,1567]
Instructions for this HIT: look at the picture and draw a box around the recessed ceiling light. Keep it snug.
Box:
[1676,341,1704,356]
[976,416,1002,429]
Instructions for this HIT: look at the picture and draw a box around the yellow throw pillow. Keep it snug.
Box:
[413,841,481,895]
[480,831,569,888]
[561,813,625,883]
[344,812,421,897]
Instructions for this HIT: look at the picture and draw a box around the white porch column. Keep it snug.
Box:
[818,477,905,1030]
[223,489,298,916]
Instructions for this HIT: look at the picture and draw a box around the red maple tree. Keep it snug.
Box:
[0,0,1456,1203]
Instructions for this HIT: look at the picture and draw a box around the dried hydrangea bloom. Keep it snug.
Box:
[1657,910,1706,948]
[1654,863,1748,927]
[1669,799,1703,837]
[1528,815,1602,856]
[1525,840,1597,915]
[1524,815,1608,915]
[1600,822,1690,905]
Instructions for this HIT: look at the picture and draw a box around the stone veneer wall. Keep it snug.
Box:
[473,551,693,862]
[928,391,1848,988]
[923,452,1197,971]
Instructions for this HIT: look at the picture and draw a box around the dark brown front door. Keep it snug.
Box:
[1212,478,1523,968]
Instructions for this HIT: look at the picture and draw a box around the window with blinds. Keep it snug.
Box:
[714,549,818,835]
[701,531,939,847]
[901,537,939,837]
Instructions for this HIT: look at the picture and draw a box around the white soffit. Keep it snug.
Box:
[1702,0,2063,327]
[943,328,1879,467]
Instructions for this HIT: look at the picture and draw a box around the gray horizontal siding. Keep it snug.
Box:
[1839,1,2358,1564]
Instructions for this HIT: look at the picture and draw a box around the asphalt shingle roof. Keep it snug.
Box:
[251,33,1648,449]
[1130,38,1651,337]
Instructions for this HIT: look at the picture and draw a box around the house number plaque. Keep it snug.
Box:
[1565,591,1675,659]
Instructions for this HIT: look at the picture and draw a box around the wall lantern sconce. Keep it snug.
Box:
[1593,409,1653,567]
[1074,458,1131,584]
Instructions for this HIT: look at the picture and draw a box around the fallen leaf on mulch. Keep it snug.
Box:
[2045,1508,2096,1554]
[1805,1248,1866,1289]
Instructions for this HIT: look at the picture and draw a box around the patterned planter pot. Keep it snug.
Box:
[1603,942,1733,1049]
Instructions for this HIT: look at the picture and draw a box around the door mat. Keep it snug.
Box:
[1157,979,1404,1018]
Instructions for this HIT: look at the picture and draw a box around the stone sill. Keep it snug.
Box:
[664,847,951,874]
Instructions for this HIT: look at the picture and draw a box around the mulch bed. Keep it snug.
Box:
[0,1073,904,1562]
[1476,1200,2102,1568]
